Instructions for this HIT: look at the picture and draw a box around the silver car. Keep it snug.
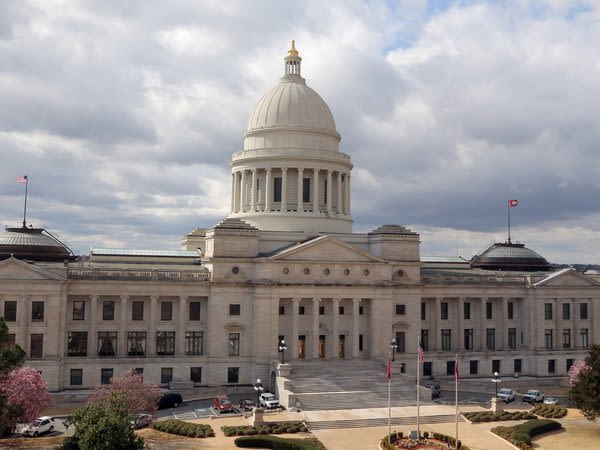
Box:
[497,388,517,403]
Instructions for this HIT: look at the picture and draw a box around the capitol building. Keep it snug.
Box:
[1,43,599,396]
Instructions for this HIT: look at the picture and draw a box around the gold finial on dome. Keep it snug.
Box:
[288,40,298,55]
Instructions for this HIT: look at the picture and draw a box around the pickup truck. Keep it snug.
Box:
[522,390,545,403]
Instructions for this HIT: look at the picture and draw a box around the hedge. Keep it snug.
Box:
[532,404,567,419]
[152,419,214,438]
[491,419,562,450]
[463,411,536,423]
[234,435,326,449]
[222,422,308,437]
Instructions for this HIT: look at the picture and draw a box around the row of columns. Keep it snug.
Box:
[231,167,350,214]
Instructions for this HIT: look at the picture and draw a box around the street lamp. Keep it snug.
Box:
[390,339,398,362]
[492,372,501,398]
[278,339,287,364]
[254,378,264,405]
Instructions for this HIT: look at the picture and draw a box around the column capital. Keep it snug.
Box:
[282,167,288,173]
[150,295,159,302]
[312,297,321,304]
[266,167,272,173]
[179,296,188,302]
[90,294,99,301]
[353,298,362,304]
[293,297,301,304]
[120,295,129,301]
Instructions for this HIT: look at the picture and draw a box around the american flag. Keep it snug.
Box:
[418,344,425,364]
[17,175,28,184]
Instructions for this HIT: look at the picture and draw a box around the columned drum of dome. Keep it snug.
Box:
[229,42,353,234]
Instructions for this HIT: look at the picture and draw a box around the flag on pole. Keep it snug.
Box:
[455,354,459,382]
[17,175,28,184]
[418,344,425,364]
[509,199,518,207]
[387,356,391,380]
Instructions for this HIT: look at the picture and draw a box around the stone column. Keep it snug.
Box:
[281,168,288,211]
[177,296,187,356]
[313,169,319,212]
[89,295,98,356]
[119,295,128,356]
[337,172,342,214]
[233,171,240,212]
[230,173,236,213]
[352,298,361,358]
[457,297,464,351]
[251,169,257,212]
[346,174,351,214]
[573,299,579,348]
[480,298,487,350]
[148,296,158,357]
[265,168,272,211]
[312,298,320,359]
[501,298,508,350]
[592,297,600,344]
[326,170,332,214]
[332,298,340,358]
[18,295,29,351]
[297,168,303,211]
[554,298,560,350]
[292,298,300,360]
[435,298,441,351]
[240,170,247,211]
[344,173,350,214]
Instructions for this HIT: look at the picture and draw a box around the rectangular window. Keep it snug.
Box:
[486,302,493,320]
[319,306,325,315]
[545,329,553,349]
[359,334,364,352]
[463,302,471,320]
[302,178,310,203]
[339,306,345,315]
[440,302,448,320]
[446,360,456,376]
[580,302,588,320]
[514,359,522,373]
[132,301,144,321]
[98,331,117,357]
[3,301,16,322]
[229,332,240,356]
[299,306,305,315]
[470,360,478,375]
[421,329,429,352]
[441,329,451,351]
[273,177,282,202]
[486,328,496,350]
[464,329,473,350]
[566,359,574,372]
[72,300,85,320]
[562,329,571,349]
[30,333,43,358]
[127,331,146,356]
[324,179,328,204]
[189,301,201,321]
[548,359,556,373]
[492,359,501,374]
[423,361,432,377]
[103,300,115,321]
[161,368,173,384]
[190,367,202,383]
[161,302,173,321]
[278,306,285,315]
[544,303,553,320]
[581,328,589,348]
[156,331,175,355]
[298,335,306,358]
[421,302,426,320]
[31,301,44,322]
[101,368,113,385]
[508,328,516,350]
[185,331,203,355]
[395,331,406,353]
[395,304,406,315]
[359,306,364,315]
[229,304,241,316]
[70,369,83,386]
[563,303,570,320]
[67,332,88,357]
[507,301,514,320]
[227,367,239,384]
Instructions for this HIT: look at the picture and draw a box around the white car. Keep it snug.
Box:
[21,416,55,437]
[544,396,559,405]
[522,390,545,403]
[497,388,517,403]
[259,392,280,409]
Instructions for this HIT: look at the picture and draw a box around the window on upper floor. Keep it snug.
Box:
[273,177,282,202]
[562,329,571,348]
[127,331,146,356]
[156,331,175,355]
[70,369,83,386]
[67,332,88,357]
[132,301,144,321]
[581,329,589,348]
[421,302,426,320]
[507,301,514,320]
[229,304,241,316]
[72,301,85,321]
[486,302,493,320]
[395,304,406,315]
[279,306,285,315]
[299,305,305,315]
[3,301,16,322]
[486,329,495,350]
[395,331,406,353]
[103,300,115,321]
[302,178,310,203]
[544,329,553,349]
[463,302,471,320]
[420,329,429,352]
[580,302,588,320]
[31,301,44,322]
[161,302,173,321]
[98,331,116,357]
[508,328,516,350]
[544,303,553,320]
[464,329,473,350]
[189,301,201,321]
[319,306,325,315]
[229,332,240,356]
[30,333,43,358]
[185,331,203,355]
[441,329,451,351]
[562,303,570,320]
[440,302,448,320]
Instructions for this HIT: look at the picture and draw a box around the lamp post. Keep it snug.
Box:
[390,339,398,362]
[254,378,264,405]
[492,372,501,398]
[278,339,287,364]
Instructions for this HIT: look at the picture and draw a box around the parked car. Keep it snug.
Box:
[239,398,256,411]
[544,396,559,405]
[21,416,55,437]
[214,395,235,413]
[424,383,441,398]
[131,413,153,429]
[158,392,183,409]
[259,392,280,409]
[522,390,545,403]
[497,388,517,403]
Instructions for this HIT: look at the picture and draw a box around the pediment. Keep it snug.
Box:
[269,236,383,263]
[224,322,246,332]
[534,268,600,287]
[0,257,65,281]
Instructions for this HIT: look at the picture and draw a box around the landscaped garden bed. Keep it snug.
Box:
[463,410,536,423]
[152,419,214,437]
[491,418,562,450]
[381,431,471,450]
[234,435,326,449]
[222,421,308,437]
[531,403,567,418]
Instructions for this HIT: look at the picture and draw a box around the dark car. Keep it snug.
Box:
[239,398,255,411]
[158,392,183,409]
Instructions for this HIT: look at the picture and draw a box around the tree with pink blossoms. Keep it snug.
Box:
[0,317,27,435]
[87,369,161,416]
[0,367,51,432]
[567,344,600,421]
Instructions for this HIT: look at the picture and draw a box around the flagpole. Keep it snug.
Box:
[455,353,459,450]
[387,353,391,444]
[22,175,29,228]
[417,338,420,439]
[507,200,511,244]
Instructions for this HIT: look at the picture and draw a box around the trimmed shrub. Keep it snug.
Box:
[152,419,214,438]
[491,419,561,449]
[234,435,327,449]
[532,404,567,419]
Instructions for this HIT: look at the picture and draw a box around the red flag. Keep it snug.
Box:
[418,344,425,364]
[509,199,518,207]
[387,357,391,380]
[455,355,459,382]
[17,175,28,184]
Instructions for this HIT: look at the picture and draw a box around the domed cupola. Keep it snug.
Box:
[0,225,76,262]
[229,42,353,234]
[470,241,551,271]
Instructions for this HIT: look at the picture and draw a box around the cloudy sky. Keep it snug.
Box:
[2,0,600,263]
